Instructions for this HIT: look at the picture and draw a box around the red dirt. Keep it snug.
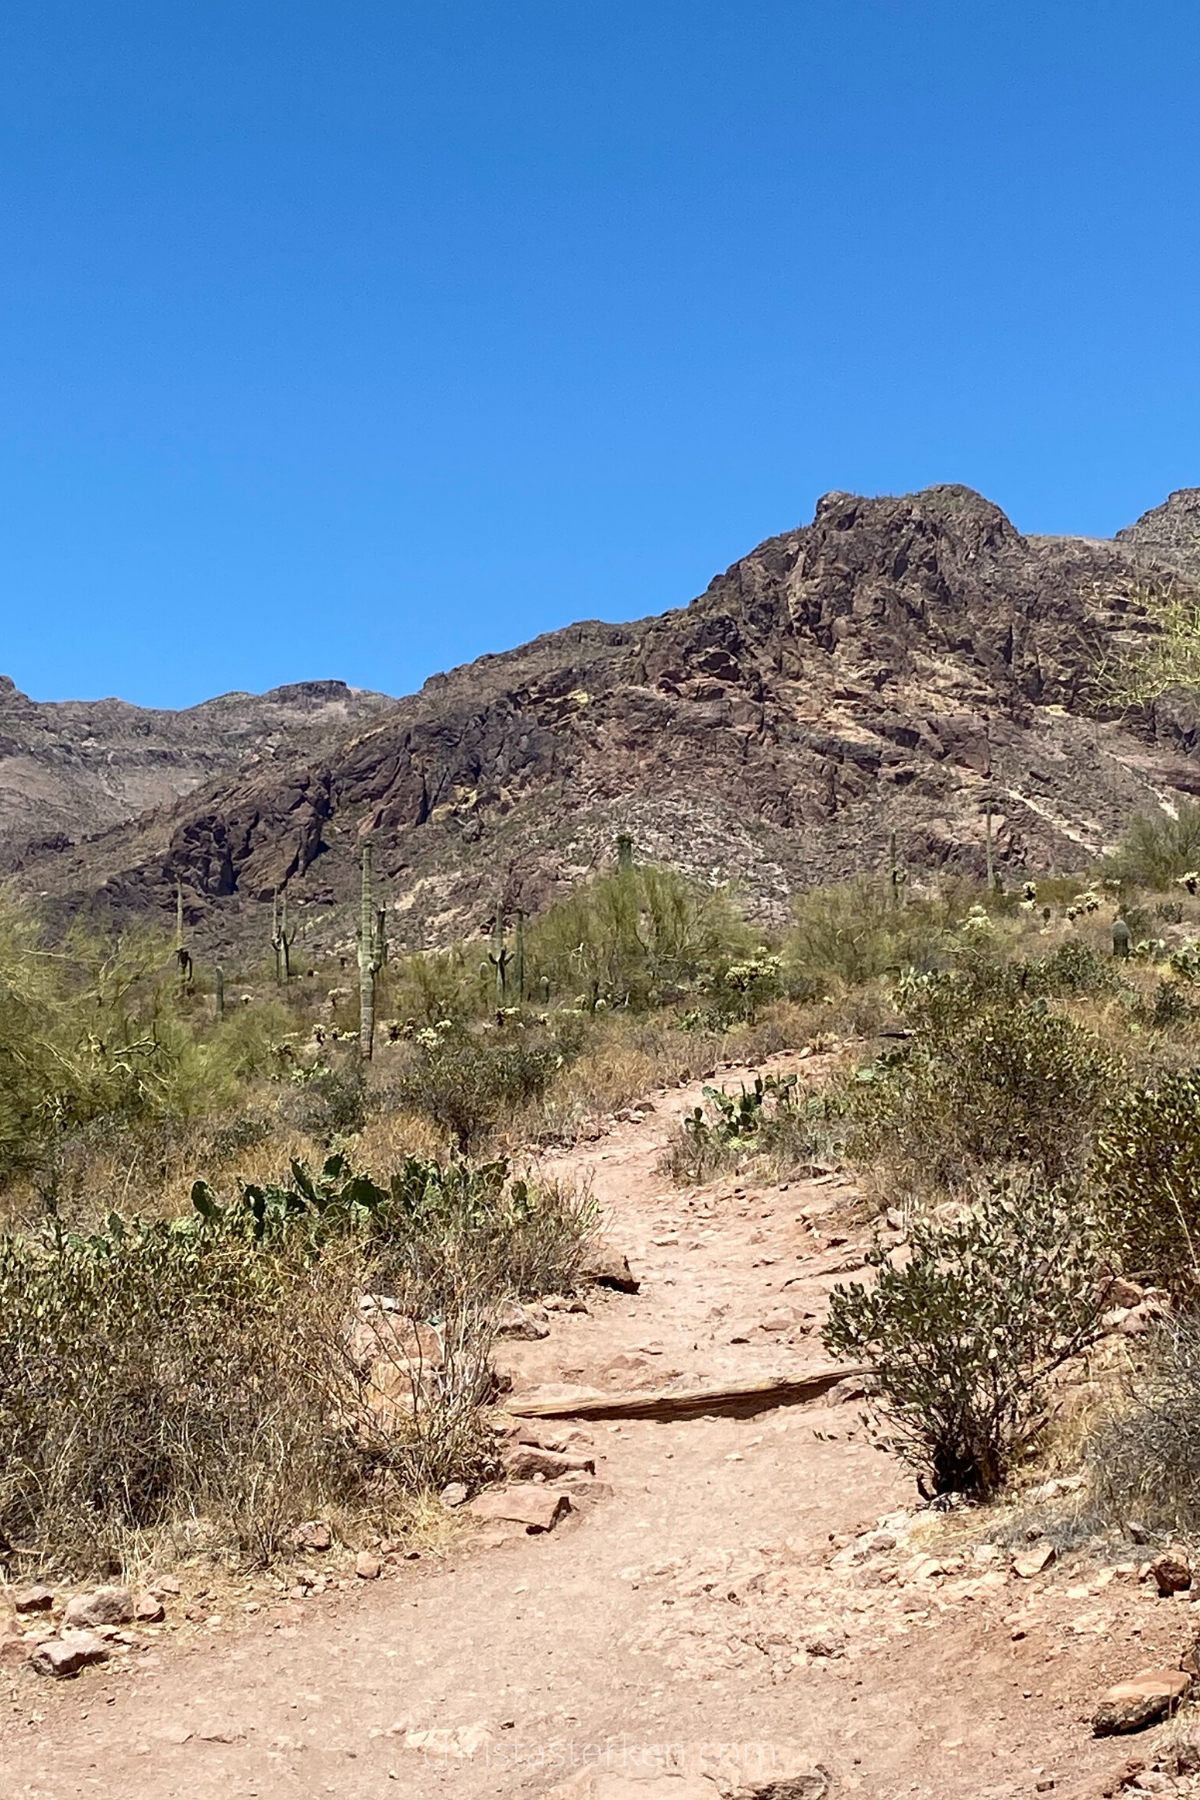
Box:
[1,1054,1193,1798]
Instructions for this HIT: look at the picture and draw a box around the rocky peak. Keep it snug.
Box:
[1116,488,1200,581]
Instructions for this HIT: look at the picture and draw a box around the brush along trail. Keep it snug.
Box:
[1,1052,1193,1800]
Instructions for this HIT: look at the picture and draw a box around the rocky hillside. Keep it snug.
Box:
[0,678,394,869]
[18,484,1200,964]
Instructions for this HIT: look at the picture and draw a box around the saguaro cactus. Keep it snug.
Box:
[174,878,193,992]
[616,833,634,872]
[514,908,525,1004]
[489,903,512,1005]
[358,843,387,1059]
[215,964,225,1021]
[271,891,297,983]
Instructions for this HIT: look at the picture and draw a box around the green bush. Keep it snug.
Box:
[1089,1313,1200,1535]
[853,974,1117,1194]
[823,1180,1106,1495]
[527,864,754,1011]
[0,1147,591,1572]
[394,1027,570,1153]
[784,881,961,991]
[664,1072,843,1184]
[1090,1070,1200,1293]
[1107,800,1200,889]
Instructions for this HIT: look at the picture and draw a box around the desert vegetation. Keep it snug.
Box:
[11,796,1200,1582]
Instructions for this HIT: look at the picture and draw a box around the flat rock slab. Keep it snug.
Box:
[30,1633,110,1678]
[466,1484,573,1533]
[1094,1668,1191,1734]
[507,1366,871,1422]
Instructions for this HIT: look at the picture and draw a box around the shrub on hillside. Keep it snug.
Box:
[853,973,1117,1194]
[1090,1070,1200,1294]
[823,1179,1107,1496]
[527,864,755,1011]
[784,881,959,992]
[1107,800,1200,890]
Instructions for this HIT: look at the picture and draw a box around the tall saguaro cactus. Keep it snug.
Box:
[271,891,297,983]
[489,903,512,1005]
[514,908,525,1004]
[174,877,193,993]
[358,843,387,1059]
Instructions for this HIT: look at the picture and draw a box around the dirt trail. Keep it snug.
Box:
[0,1057,1187,1799]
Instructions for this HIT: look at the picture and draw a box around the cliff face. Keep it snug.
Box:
[0,678,395,869]
[18,485,1200,963]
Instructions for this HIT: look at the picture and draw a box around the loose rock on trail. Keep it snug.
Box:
[2,1051,1198,1798]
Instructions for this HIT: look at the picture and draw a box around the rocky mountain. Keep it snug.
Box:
[0,678,394,869]
[16,484,1200,965]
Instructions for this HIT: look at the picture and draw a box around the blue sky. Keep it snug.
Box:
[2,1,1199,707]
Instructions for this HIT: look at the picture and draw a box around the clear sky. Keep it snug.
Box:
[2,1,1199,708]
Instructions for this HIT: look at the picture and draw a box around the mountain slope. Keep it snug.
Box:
[18,484,1200,962]
[0,678,395,869]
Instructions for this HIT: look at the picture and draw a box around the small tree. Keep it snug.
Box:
[823,1180,1107,1496]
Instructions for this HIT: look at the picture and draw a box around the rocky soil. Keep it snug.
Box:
[3,1056,1199,1799]
[18,484,1200,963]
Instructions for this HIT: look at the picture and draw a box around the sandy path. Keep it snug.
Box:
[0,1058,1186,1799]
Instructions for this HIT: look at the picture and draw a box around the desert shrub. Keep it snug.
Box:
[1089,1313,1200,1535]
[823,1179,1107,1496]
[394,1027,571,1153]
[785,881,960,992]
[0,893,291,1188]
[1028,941,1118,997]
[853,973,1118,1195]
[527,864,755,1011]
[1090,1070,1200,1293]
[0,1147,589,1572]
[191,1150,594,1307]
[0,1219,372,1568]
[283,1054,368,1140]
[1107,801,1200,889]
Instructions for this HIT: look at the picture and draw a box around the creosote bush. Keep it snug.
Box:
[823,1180,1107,1496]
[1090,1069,1200,1294]
[393,1025,574,1154]
[852,971,1118,1197]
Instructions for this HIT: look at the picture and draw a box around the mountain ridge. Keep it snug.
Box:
[14,483,1200,964]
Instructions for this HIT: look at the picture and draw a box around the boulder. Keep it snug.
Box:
[355,1550,382,1581]
[1151,1547,1192,1595]
[466,1484,573,1533]
[63,1586,134,1629]
[12,1585,55,1614]
[134,1593,165,1624]
[1094,1668,1191,1734]
[30,1632,110,1678]
[502,1444,596,1481]
[1012,1544,1056,1579]
[578,1243,640,1292]
[440,1481,469,1509]
[291,1520,332,1552]
[495,1301,551,1340]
